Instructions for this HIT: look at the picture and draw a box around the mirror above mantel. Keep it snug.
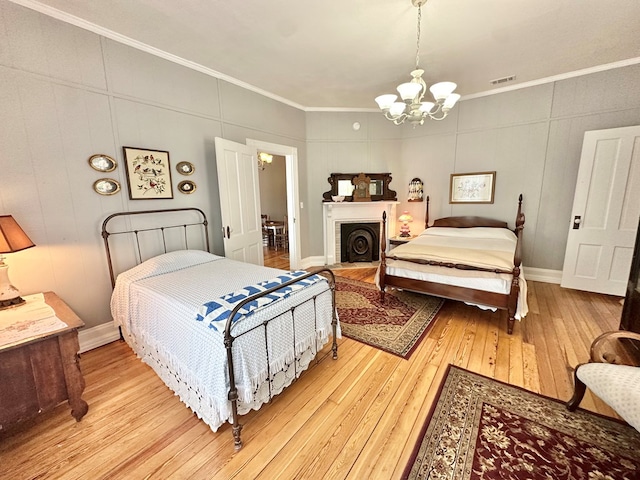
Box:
[322,173,397,202]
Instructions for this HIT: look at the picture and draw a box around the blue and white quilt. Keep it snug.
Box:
[196,271,324,332]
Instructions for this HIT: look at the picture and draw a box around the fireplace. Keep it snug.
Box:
[322,201,398,265]
[340,223,380,263]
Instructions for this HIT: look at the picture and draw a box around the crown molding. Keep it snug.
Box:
[8,0,306,111]
[10,0,640,113]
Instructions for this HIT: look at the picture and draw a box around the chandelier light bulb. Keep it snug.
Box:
[429,82,457,101]
[389,102,407,116]
[442,93,461,110]
[397,81,423,101]
[375,94,398,110]
[419,101,435,113]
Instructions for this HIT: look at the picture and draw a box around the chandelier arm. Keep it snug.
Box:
[426,111,449,121]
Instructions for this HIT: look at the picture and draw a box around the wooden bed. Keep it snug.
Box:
[379,195,525,334]
[102,208,338,450]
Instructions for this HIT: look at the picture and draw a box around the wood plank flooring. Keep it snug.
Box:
[0,254,629,479]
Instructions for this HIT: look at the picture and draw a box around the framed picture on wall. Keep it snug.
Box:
[449,171,496,204]
[123,147,173,200]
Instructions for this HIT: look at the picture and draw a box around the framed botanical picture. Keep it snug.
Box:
[449,171,496,204]
[123,147,173,200]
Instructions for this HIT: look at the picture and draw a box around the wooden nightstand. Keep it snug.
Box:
[0,292,88,431]
[389,235,417,247]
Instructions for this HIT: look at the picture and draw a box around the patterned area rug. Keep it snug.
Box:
[403,365,640,479]
[335,277,443,358]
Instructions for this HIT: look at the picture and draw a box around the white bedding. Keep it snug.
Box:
[378,227,528,319]
[111,250,338,432]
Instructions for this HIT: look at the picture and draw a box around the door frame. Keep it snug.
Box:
[246,139,301,270]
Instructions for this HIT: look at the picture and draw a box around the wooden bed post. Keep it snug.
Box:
[425,195,430,229]
[507,194,525,334]
[380,211,387,303]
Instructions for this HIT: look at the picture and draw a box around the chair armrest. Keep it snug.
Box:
[590,331,640,365]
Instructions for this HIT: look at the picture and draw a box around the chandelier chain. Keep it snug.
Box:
[415,4,422,70]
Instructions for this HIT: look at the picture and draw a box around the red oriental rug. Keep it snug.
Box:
[402,365,640,479]
[334,277,443,358]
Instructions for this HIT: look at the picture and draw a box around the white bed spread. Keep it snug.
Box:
[111,250,337,432]
[377,227,528,319]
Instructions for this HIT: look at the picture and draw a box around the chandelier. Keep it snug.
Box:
[375,0,460,126]
[257,152,273,170]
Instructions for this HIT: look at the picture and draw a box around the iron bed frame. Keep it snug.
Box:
[101,207,338,450]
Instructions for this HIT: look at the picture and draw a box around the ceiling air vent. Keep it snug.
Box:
[490,75,516,86]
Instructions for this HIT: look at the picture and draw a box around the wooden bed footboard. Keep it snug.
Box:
[379,194,525,334]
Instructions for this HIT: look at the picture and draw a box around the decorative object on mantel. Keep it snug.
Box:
[322,173,397,202]
[88,154,117,172]
[176,161,194,175]
[398,211,413,237]
[257,152,273,170]
[331,195,345,202]
[0,215,35,310]
[374,0,460,126]
[352,173,371,202]
[177,180,197,194]
[408,177,423,202]
[93,178,121,195]
[450,171,496,204]
[123,147,173,200]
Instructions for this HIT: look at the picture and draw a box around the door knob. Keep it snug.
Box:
[573,216,582,229]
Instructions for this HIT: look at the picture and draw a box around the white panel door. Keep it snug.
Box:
[561,126,640,295]
[214,137,264,265]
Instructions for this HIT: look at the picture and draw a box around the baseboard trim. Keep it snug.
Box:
[78,322,120,353]
[522,266,562,284]
[301,256,326,270]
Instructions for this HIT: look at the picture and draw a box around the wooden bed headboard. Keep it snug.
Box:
[424,194,524,232]
[101,207,210,288]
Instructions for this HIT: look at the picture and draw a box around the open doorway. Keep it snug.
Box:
[258,152,290,269]
[246,139,301,271]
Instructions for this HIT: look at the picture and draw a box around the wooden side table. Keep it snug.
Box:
[389,235,416,248]
[0,292,88,431]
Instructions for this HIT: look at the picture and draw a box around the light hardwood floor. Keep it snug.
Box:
[0,258,628,479]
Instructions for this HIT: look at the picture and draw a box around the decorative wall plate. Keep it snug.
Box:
[178,180,196,194]
[93,178,121,195]
[88,154,117,172]
[176,161,195,175]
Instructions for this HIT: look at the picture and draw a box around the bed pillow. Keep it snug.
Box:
[119,249,221,281]
[111,250,222,328]
[420,227,516,242]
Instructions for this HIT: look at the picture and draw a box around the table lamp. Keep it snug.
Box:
[0,215,35,310]
[398,211,413,237]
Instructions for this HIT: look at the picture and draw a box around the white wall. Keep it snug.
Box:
[306,65,640,270]
[258,155,287,221]
[0,1,306,329]
[2,0,640,334]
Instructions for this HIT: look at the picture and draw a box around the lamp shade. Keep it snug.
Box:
[398,212,413,223]
[0,215,35,253]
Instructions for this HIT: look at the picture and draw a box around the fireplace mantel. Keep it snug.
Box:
[323,201,399,265]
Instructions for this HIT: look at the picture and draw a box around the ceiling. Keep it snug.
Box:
[16,0,640,110]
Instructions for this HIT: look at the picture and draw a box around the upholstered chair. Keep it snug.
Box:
[567,331,640,432]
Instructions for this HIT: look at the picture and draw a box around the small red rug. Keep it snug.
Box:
[334,277,443,358]
[402,365,640,479]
